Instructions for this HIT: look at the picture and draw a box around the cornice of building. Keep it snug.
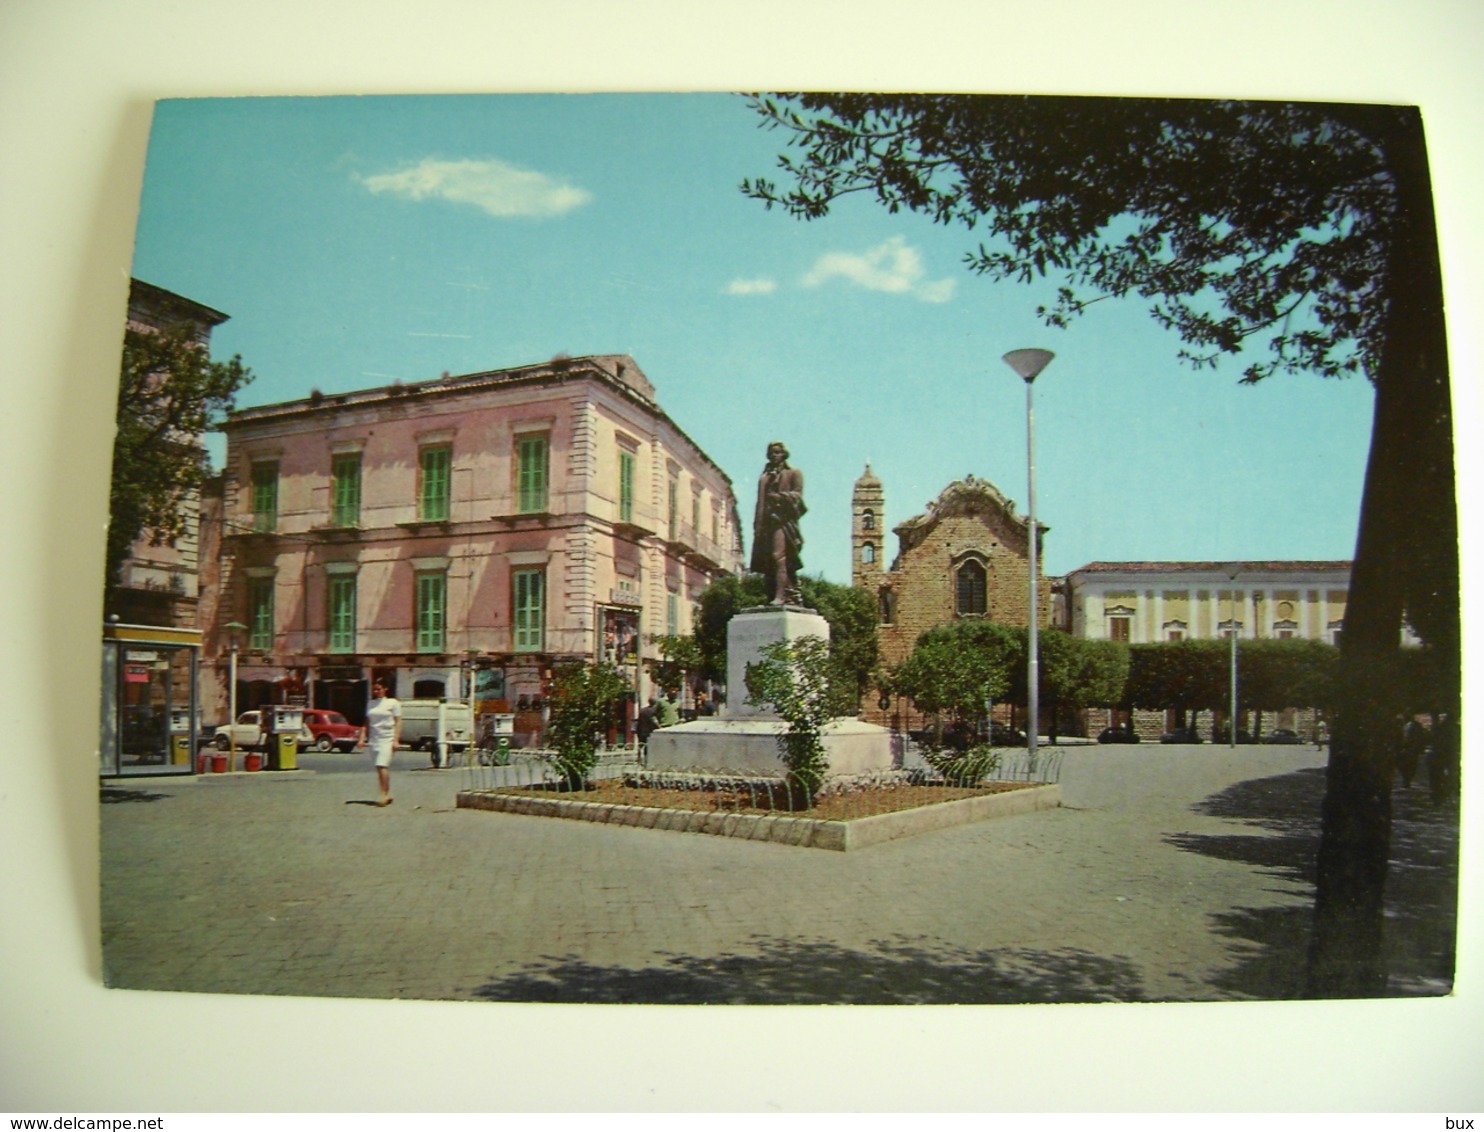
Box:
[1066,559,1354,580]
[129,278,230,328]
[220,353,734,487]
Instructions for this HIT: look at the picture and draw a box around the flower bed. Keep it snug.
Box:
[456,773,1061,851]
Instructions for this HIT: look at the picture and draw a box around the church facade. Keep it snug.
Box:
[851,465,1050,729]
[850,465,1361,741]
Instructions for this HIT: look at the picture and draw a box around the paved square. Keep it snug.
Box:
[100,744,1457,1003]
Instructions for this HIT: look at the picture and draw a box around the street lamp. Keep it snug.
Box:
[1223,566,1240,749]
[225,621,247,771]
[1003,348,1055,764]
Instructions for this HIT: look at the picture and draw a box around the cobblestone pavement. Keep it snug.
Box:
[98,744,1459,1005]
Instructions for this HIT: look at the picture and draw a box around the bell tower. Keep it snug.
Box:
[851,464,885,590]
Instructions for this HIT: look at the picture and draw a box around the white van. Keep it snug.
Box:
[398,700,474,759]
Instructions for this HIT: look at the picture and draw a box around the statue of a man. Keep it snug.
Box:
[750,441,806,605]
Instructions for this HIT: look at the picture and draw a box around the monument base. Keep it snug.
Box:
[724,604,832,720]
[645,716,894,777]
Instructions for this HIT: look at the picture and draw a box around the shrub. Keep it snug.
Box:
[544,661,630,789]
[744,635,837,808]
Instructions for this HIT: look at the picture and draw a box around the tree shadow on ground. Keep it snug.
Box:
[1164,766,1457,998]
[100,787,171,804]
[468,936,1145,1005]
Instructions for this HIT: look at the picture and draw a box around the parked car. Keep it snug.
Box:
[1159,727,1203,744]
[1261,728,1303,744]
[1212,726,1258,745]
[212,711,313,751]
[302,709,362,752]
[988,721,1028,747]
[1097,724,1140,744]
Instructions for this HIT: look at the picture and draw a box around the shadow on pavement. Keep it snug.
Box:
[1164,766,1457,999]
[469,935,1146,1004]
[100,787,171,804]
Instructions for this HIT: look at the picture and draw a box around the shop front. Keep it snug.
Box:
[100,622,200,778]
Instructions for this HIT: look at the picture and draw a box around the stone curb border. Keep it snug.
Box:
[455,783,1062,851]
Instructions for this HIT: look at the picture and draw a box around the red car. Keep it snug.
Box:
[302,709,362,752]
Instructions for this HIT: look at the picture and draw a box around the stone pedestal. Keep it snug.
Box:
[722,605,829,720]
[645,605,892,776]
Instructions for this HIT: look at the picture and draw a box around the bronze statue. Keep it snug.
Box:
[750,441,805,605]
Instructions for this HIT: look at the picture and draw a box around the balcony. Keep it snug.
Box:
[665,521,727,569]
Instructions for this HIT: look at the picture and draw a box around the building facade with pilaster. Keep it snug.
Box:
[212,354,743,745]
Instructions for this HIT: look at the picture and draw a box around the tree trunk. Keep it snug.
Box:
[1305,108,1457,997]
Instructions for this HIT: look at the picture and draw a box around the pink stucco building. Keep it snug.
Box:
[213,354,743,741]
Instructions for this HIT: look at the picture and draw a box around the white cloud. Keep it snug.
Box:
[914,277,958,304]
[802,236,957,302]
[358,158,591,218]
[724,277,777,296]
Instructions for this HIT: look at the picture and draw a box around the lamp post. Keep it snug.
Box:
[1224,566,1240,749]
[1003,349,1055,764]
[225,620,247,771]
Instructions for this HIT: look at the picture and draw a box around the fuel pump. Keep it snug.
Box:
[168,707,193,765]
[270,705,303,771]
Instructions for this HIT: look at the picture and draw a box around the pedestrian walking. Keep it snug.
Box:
[365,678,402,807]
[636,697,659,746]
[1428,713,1460,806]
[1397,718,1428,788]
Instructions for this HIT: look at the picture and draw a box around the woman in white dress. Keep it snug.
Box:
[364,679,402,806]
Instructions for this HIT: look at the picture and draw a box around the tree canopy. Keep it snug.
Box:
[693,572,878,704]
[748,95,1410,383]
[107,325,252,588]
[887,619,1017,725]
[889,622,1128,739]
[743,93,1453,656]
[743,92,1456,996]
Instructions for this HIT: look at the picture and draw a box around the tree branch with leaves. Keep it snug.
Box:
[745,92,1456,995]
[107,324,252,589]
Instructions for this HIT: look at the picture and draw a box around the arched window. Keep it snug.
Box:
[956,559,987,615]
[860,509,876,531]
[860,542,876,564]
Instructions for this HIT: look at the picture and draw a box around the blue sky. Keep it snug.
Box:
[129,92,1377,580]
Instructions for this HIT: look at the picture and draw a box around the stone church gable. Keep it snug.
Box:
[889,475,1035,567]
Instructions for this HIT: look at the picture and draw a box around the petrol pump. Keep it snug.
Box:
[488,712,514,761]
[269,705,303,771]
[168,706,194,765]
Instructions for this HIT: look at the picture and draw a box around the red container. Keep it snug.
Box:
[210,754,229,774]
[196,754,209,775]
[243,753,264,772]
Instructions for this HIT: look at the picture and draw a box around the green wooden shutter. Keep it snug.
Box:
[619,449,634,524]
[251,463,278,532]
[513,569,545,652]
[416,573,446,652]
[249,577,275,649]
[420,446,451,521]
[331,453,361,527]
[328,575,356,652]
[518,436,548,513]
